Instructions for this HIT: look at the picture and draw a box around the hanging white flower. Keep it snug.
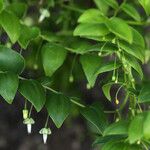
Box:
[39,128,51,144]
[23,118,35,134]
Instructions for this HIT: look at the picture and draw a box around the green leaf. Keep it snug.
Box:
[74,23,109,37]
[102,82,114,101]
[124,54,143,79]
[46,92,71,128]
[0,45,25,74]
[0,0,3,13]
[139,0,150,15]
[102,0,118,9]
[81,102,108,134]
[138,84,150,103]
[102,141,141,150]
[19,79,46,112]
[104,120,129,136]
[106,17,133,43]
[121,3,141,21]
[6,2,27,18]
[95,61,121,76]
[128,114,144,144]
[119,41,144,63]
[0,72,18,104]
[41,43,67,77]
[131,27,145,48]
[93,0,108,14]
[93,135,127,146]
[78,9,106,24]
[18,25,40,49]
[0,10,20,43]
[143,112,150,139]
[80,54,102,87]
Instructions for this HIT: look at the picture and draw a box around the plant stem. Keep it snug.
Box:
[29,105,33,118]
[44,115,49,128]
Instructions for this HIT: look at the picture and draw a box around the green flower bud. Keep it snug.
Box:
[22,109,28,119]
[69,75,74,83]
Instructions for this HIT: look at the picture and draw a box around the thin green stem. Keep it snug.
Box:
[29,105,33,118]
[44,115,49,128]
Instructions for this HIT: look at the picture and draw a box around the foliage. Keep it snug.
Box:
[0,0,150,148]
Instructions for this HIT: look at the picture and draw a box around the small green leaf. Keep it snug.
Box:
[143,112,150,139]
[74,23,109,37]
[121,3,141,21]
[46,92,71,128]
[106,17,133,43]
[6,2,27,18]
[104,120,129,136]
[124,54,143,79]
[81,102,108,134]
[139,0,150,15]
[0,72,18,104]
[93,0,108,14]
[41,43,67,77]
[78,9,106,23]
[0,45,25,74]
[138,84,150,103]
[18,25,40,49]
[131,27,145,48]
[19,79,46,112]
[119,41,144,63]
[95,61,121,76]
[0,10,20,43]
[128,114,144,144]
[103,0,119,9]
[80,54,102,87]
[102,82,114,101]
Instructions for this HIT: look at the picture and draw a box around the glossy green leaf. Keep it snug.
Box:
[121,3,141,21]
[41,43,67,77]
[80,54,102,87]
[0,0,3,12]
[95,61,121,76]
[0,10,20,43]
[104,120,129,136]
[81,102,108,134]
[78,9,106,23]
[106,17,133,43]
[93,0,108,14]
[0,72,18,104]
[6,2,27,18]
[139,0,150,15]
[93,135,127,146]
[138,84,150,103]
[128,114,144,144]
[18,25,40,49]
[46,92,71,128]
[0,45,25,74]
[19,79,46,112]
[119,41,144,63]
[124,55,143,79]
[102,82,114,101]
[131,28,145,48]
[74,23,109,37]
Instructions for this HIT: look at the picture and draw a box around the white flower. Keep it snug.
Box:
[39,128,51,144]
[23,118,35,134]
[39,8,50,22]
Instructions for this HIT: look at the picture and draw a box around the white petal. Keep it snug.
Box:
[39,15,45,23]
[43,134,48,144]
[27,124,32,134]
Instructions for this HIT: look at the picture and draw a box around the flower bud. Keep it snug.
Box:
[115,99,119,105]
[23,109,28,119]
[69,75,74,83]
[112,76,116,81]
